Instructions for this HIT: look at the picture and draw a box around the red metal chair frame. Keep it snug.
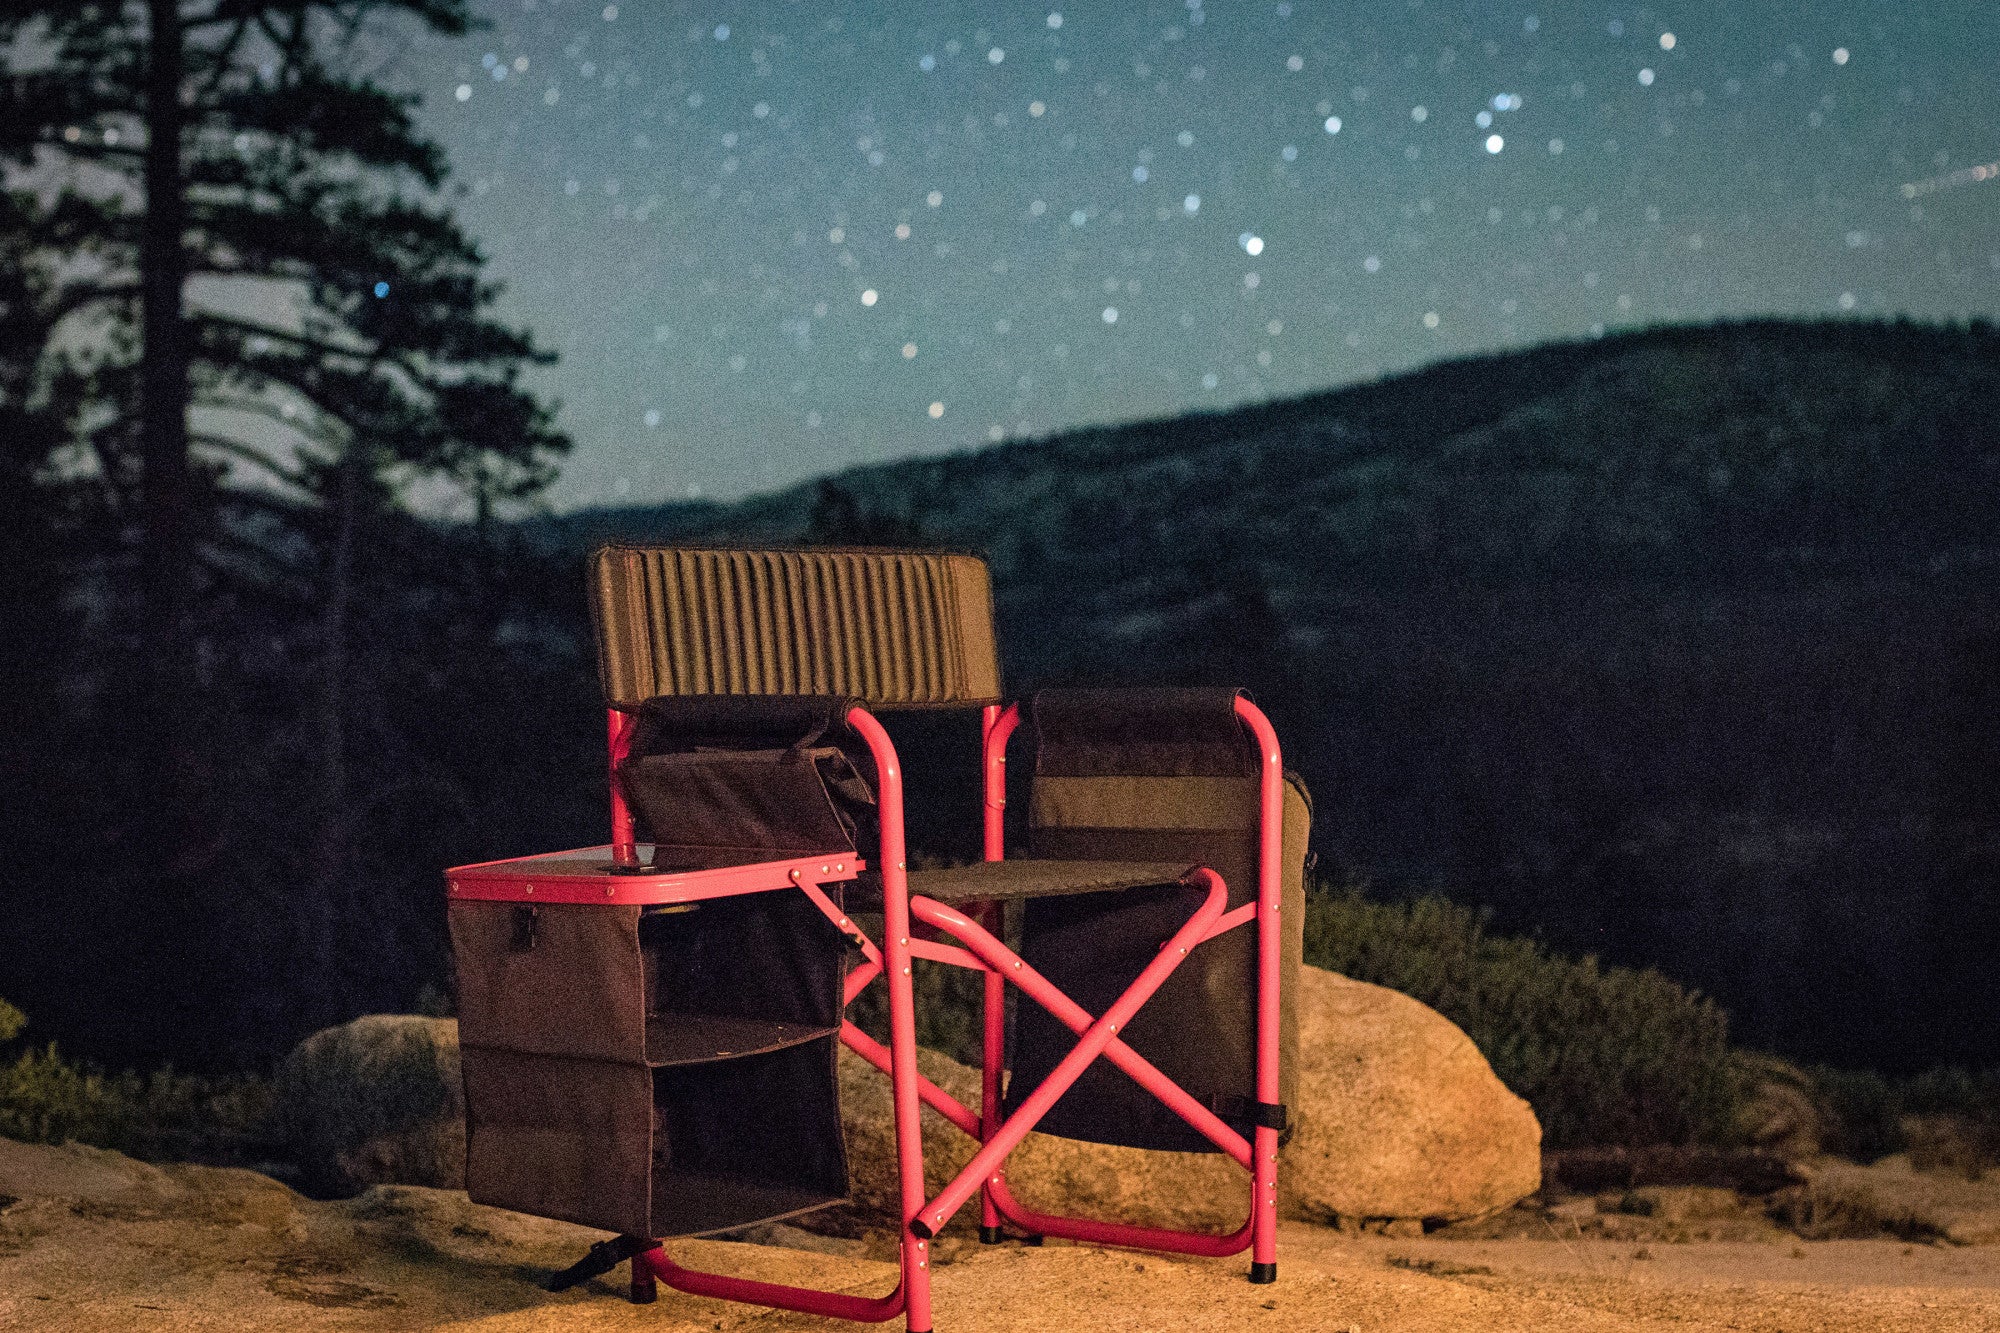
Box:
[454,696,1285,1332]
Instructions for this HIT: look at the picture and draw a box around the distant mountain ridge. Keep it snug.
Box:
[534,318,2000,1072]
[543,316,1998,583]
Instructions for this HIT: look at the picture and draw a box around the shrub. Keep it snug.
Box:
[1303,885,1740,1150]
[1804,1065,1904,1163]
[1803,1063,2000,1173]
[0,997,274,1163]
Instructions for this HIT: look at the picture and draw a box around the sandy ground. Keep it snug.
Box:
[1,1142,1996,1333]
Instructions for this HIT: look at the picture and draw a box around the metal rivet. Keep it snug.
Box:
[605,885,616,897]
[524,884,534,894]
[790,868,801,880]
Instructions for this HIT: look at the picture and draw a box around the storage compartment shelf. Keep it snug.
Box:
[645,1013,839,1067]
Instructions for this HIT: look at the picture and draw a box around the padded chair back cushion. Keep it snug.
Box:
[590,545,1001,709]
[1009,688,1310,1154]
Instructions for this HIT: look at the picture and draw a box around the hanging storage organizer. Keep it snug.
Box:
[450,695,873,1239]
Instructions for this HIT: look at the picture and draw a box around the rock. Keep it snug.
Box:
[275,1015,464,1196]
[1281,968,1541,1224]
[1618,1185,1744,1225]
[284,966,1539,1229]
[3,1134,1994,1332]
[839,966,1542,1231]
[835,1043,1248,1234]
[836,1042,985,1230]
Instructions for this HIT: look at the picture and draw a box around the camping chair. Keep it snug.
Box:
[445,545,1306,1332]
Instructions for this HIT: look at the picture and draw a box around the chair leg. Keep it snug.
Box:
[979,960,1005,1244]
[631,1254,658,1303]
[1250,1122,1279,1282]
[880,870,932,1332]
[907,873,1231,1240]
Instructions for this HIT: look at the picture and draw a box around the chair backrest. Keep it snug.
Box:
[589,545,1001,710]
[1011,687,1310,1154]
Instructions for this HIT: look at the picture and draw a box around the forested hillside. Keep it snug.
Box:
[548,318,2000,1073]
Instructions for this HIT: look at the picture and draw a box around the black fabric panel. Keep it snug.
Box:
[450,902,647,1065]
[622,694,879,867]
[651,1036,850,1236]
[1008,686,1306,1154]
[641,892,848,1032]
[1010,829,1260,1153]
[620,749,863,869]
[462,1046,655,1237]
[1030,687,1254,778]
[905,858,1197,903]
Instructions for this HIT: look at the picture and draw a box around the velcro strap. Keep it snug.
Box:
[1212,1094,1288,1132]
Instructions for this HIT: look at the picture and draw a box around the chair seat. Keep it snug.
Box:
[848,860,1195,909]
[906,859,1196,904]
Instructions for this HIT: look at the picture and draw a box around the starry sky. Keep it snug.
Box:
[401,2,2000,509]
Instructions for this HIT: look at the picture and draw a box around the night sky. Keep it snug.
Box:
[402,2,1999,508]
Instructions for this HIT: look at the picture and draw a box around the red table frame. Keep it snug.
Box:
[446,698,1286,1333]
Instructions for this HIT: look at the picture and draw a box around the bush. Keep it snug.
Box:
[1303,885,1740,1150]
[0,997,274,1163]
[1803,1063,2000,1173]
[1804,1065,1904,1162]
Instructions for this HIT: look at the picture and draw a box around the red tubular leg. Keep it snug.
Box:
[643,1248,903,1322]
[1236,697,1286,1281]
[913,897,1252,1167]
[982,704,1018,862]
[848,708,934,1332]
[985,1171,1254,1255]
[841,1020,982,1138]
[979,963,1005,1237]
[844,958,883,1007]
[980,702,1015,1239]
[909,870,1230,1238]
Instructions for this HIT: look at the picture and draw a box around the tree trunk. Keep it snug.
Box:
[140,0,197,866]
[306,442,361,992]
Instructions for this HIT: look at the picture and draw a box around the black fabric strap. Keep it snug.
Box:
[1211,1094,1288,1132]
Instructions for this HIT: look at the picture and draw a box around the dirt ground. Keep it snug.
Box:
[2,1140,1996,1333]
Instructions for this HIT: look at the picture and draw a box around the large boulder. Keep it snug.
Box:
[274,1014,464,1196]
[281,966,1540,1228]
[1282,966,1542,1224]
[841,966,1542,1231]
